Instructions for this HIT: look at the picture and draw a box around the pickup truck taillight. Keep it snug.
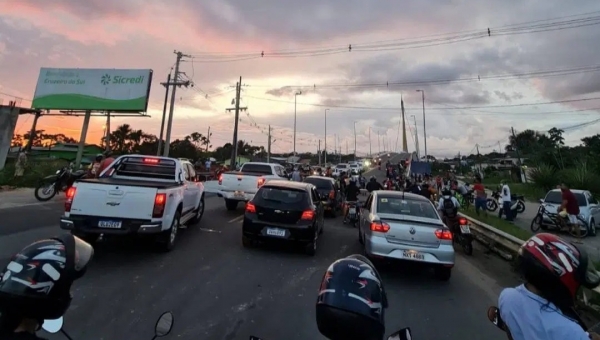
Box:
[301,210,315,220]
[218,174,223,185]
[64,187,76,212]
[257,178,265,188]
[153,193,167,218]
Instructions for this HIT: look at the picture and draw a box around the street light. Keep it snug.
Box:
[416,90,427,162]
[324,109,329,165]
[293,90,302,157]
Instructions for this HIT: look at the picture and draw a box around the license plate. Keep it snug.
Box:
[402,250,425,261]
[266,228,286,237]
[234,191,245,198]
[98,220,122,229]
[349,207,356,214]
[460,225,471,233]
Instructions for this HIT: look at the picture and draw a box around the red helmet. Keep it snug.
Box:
[519,233,600,298]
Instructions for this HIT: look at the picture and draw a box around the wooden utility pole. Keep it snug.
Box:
[318,140,321,166]
[157,73,171,155]
[164,50,191,157]
[205,126,211,152]
[267,125,272,163]
[226,77,247,168]
[511,127,527,183]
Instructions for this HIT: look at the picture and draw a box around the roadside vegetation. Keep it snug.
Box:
[460,206,533,241]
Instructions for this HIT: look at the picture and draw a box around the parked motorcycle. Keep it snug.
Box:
[486,191,525,213]
[42,311,174,339]
[34,166,88,201]
[454,217,474,255]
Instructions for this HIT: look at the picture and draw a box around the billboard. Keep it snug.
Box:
[32,68,153,111]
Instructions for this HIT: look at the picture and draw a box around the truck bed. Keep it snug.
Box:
[77,177,180,189]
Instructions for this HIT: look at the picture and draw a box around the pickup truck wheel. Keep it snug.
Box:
[156,212,180,252]
[189,196,205,225]
[225,199,238,211]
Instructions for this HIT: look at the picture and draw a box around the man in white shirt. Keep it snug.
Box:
[499,181,515,221]
[291,167,302,182]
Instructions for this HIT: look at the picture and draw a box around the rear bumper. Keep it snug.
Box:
[242,217,315,243]
[221,190,256,202]
[365,234,455,266]
[60,215,165,235]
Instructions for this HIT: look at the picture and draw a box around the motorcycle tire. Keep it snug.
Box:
[34,181,58,201]
[462,239,473,256]
[516,201,525,213]
[486,199,498,212]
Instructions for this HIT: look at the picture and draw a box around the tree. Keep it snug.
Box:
[547,128,565,147]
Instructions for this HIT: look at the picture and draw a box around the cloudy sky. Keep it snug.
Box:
[1,0,600,158]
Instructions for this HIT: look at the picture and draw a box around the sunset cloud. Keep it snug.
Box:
[1,0,600,157]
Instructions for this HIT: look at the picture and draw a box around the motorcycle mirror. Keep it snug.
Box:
[42,317,64,334]
[387,327,412,340]
[154,311,174,337]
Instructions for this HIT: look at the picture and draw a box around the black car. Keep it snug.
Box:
[242,180,325,256]
[304,175,341,217]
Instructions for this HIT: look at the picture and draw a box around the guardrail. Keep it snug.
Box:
[458,212,600,308]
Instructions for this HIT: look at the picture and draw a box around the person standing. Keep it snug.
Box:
[559,183,583,242]
[473,177,487,216]
[291,167,302,182]
[13,150,28,178]
[499,181,514,222]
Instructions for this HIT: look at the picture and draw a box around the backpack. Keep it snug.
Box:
[442,197,457,217]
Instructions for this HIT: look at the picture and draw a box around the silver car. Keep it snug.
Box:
[358,191,455,281]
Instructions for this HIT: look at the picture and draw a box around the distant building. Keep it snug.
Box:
[9,142,104,164]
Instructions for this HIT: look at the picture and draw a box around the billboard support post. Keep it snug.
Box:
[105,111,111,152]
[75,110,92,168]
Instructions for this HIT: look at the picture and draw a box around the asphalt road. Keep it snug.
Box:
[0,164,516,340]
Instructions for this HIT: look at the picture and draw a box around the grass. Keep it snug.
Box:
[0,160,69,188]
[460,205,533,241]
[482,180,546,202]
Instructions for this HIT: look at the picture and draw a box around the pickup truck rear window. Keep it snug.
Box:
[255,187,309,207]
[241,164,273,175]
[111,157,176,180]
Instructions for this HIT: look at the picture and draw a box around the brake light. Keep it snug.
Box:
[459,218,468,225]
[218,174,223,185]
[435,229,453,240]
[143,158,160,164]
[301,210,315,220]
[370,221,390,233]
[329,190,335,199]
[246,202,256,213]
[257,177,265,188]
[152,193,167,218]
[64,187,76,212]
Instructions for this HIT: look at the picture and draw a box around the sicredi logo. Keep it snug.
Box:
[101,74,145,86]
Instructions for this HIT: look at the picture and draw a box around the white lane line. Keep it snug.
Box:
[228,215,244,223]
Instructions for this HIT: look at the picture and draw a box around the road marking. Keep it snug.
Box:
[228,215,244,223]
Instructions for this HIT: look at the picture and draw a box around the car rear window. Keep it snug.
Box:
[304,178,333,190]
[255,187,309,206]
[241,164,273,175]
[376,196,438,219]
[109,157,176,180]
[544,191,587,206]
[336,164,347,169]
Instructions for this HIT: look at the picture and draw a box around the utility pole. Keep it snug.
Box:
[104,111,111,153]
[293,90,302,157]
[412,115,420,159]
[164,51,191,157]
[497,141,502,153]
[368,127,372,157]
[377,131,381,153]
[334,134,337,159]
[157,73,171,155]
[324,109,329,165]
[205,126,211,152]
[511,127,526,183]
[476,144,482,176]
[353,121,357,161]
[267,125,272,163]
[318,140,321,166]
[226,77,247,168]
[416,90,428,162]
[401,96,408,153]
[25,111,41,152]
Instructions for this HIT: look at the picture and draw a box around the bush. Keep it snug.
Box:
[558,160,600,195]
[528,163,558,192]
[0,159,70,188]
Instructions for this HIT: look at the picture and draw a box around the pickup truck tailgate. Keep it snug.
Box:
[221,174,262,193]
[70,182,159,219]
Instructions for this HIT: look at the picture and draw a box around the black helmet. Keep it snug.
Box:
[0,234,93,325]
[370,176,376,182]
[442,189,452,196]
[316,254,387,340]
[95,154,103,162]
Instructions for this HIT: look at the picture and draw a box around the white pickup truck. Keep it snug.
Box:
[59,155,205,252]
[218,162,288,210]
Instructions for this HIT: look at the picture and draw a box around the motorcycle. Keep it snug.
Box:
[345,201,360,228]
[34,165,88,201]
[42,311,174,339]
[454,217,474,255]
[486,191,525,213]
[251,327,413,340]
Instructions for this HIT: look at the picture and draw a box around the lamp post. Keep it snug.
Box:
[416,90,427,162]
[324,109,329,165]
[293,90,302,157]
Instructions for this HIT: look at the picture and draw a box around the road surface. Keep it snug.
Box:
[0,165,513,340]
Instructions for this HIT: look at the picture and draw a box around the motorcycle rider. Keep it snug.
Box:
[366,176,384,192]
[88,153,103,177]
[438,189,461,235]
[498,233,600,340]
[0,234,94,339]
[96,150,115,177]
[343,179,361,224]
[316,254,388,340]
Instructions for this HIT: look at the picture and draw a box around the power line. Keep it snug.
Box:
[189,12,600,61]
[247,64,600,89]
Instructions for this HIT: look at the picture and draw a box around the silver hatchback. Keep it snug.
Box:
[358,191,455,281]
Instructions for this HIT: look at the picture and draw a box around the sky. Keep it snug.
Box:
[1,0,600,158]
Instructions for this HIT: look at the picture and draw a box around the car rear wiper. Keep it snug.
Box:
[262,198,285,203]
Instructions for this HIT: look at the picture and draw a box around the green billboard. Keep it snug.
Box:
[32,68,153,111]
